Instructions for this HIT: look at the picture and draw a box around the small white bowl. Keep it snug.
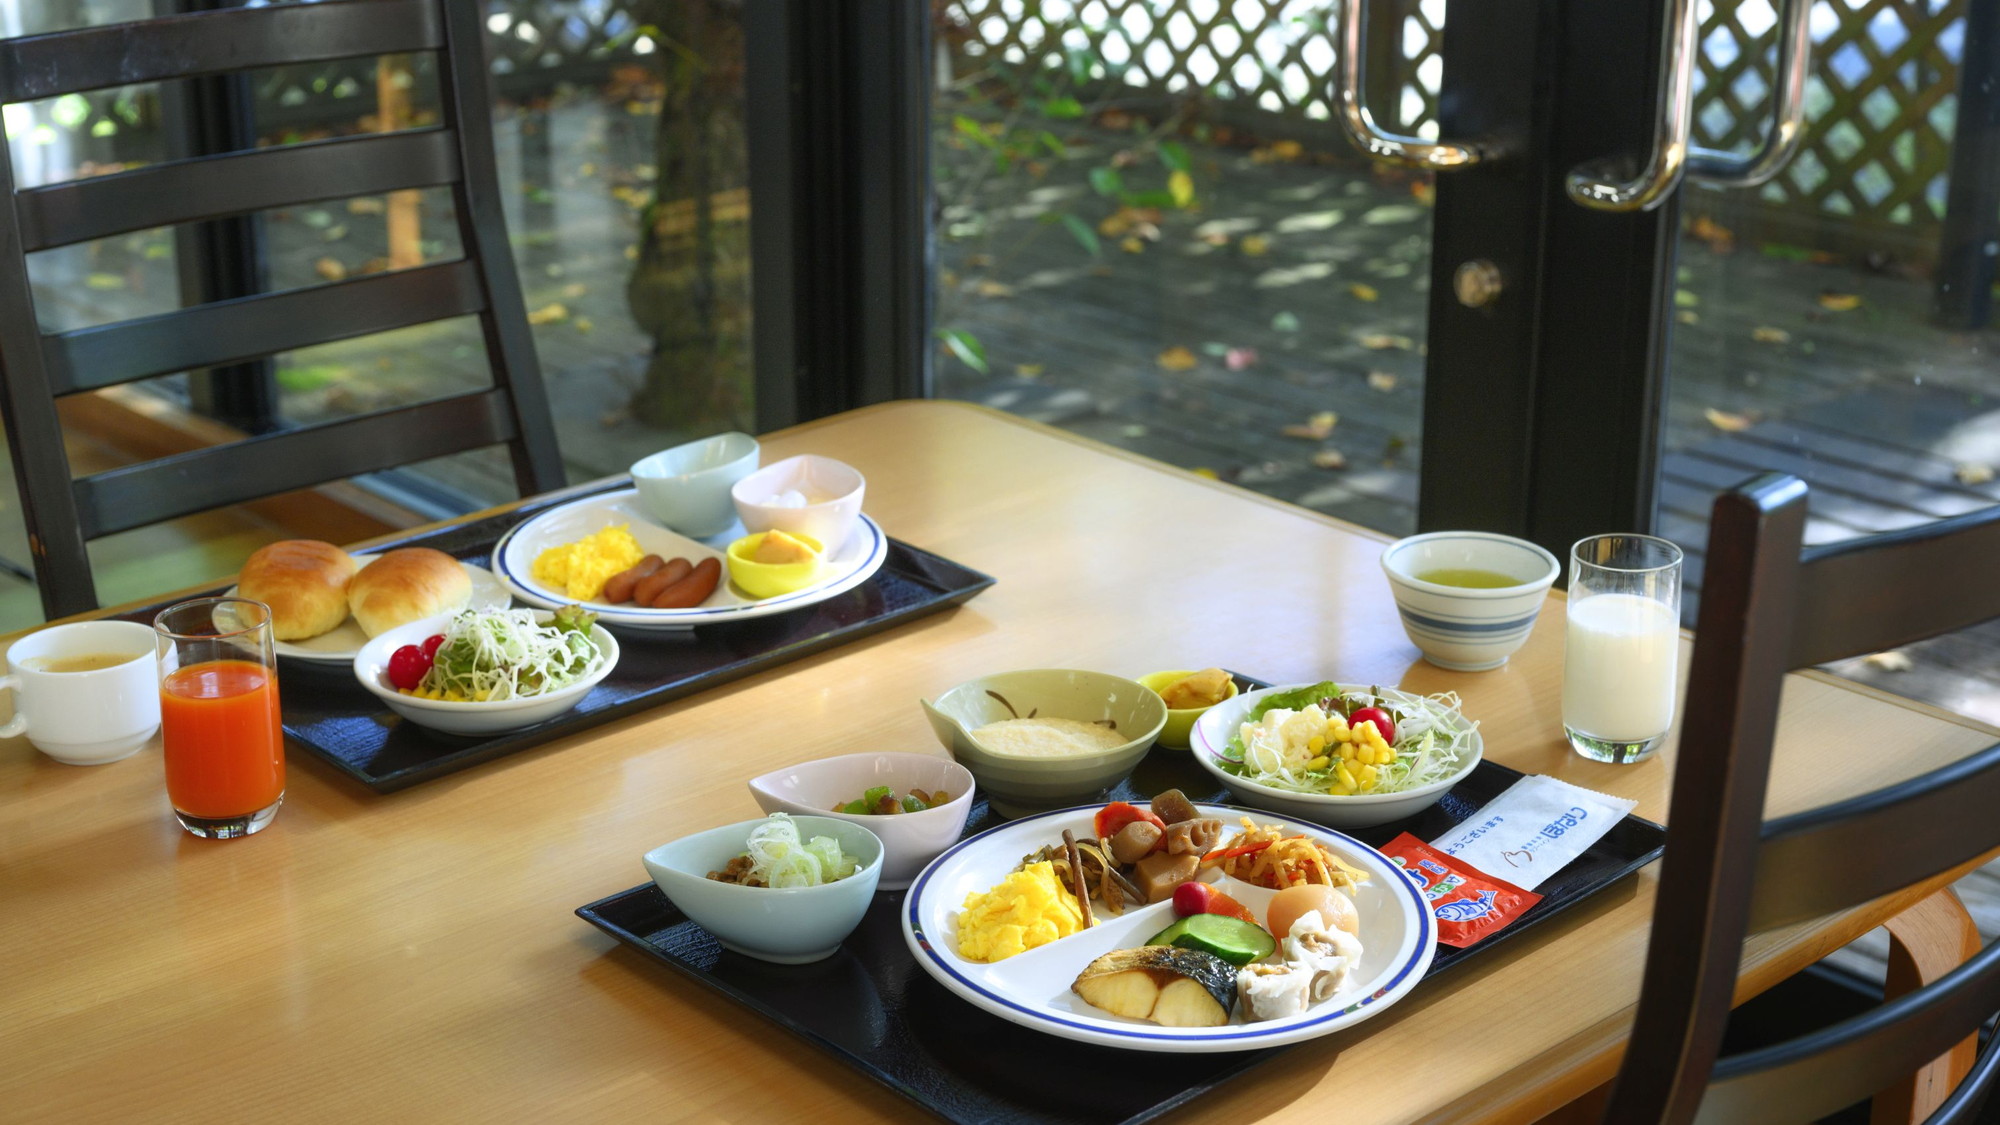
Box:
[1379,531,1559,671]
[630,431,760,539]
[1190,682,1482,829]
[921,669,1167,819]
[643,815,884,963]
[731,454,865,556]
[353,612,618,736]
[747,753,975,890]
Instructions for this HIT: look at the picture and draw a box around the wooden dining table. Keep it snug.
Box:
[3,400,1995,1124]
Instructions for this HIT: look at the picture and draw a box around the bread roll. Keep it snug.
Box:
[348,548,472,637]
[236,540,359,641]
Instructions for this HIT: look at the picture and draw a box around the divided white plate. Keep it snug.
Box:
[229,556,510,664]
[902,801,1437,1052]
[490,489,889,631]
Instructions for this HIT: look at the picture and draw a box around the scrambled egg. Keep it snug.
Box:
[955,861,1086,962]
[531,525,643,600]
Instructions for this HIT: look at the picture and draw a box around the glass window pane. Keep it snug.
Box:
[930,0,1438,536]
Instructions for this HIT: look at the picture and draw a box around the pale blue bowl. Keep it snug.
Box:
[630,431,760,539]
[642,814,883,964]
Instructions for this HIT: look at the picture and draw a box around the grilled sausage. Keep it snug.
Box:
[601,555,665,604]
[650,557,721,608]
[632,557,693,605]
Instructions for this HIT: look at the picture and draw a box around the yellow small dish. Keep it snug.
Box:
[1137,669,1241,751]
[725,530,826,599]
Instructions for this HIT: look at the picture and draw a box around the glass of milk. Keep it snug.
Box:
[1563,534,1683,763]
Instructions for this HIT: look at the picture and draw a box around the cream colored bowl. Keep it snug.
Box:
[920,669,1167,819]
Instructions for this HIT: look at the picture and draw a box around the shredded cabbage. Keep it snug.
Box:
[744,813,858,888]
[1221,684,1477,796]
[416,605,602,701]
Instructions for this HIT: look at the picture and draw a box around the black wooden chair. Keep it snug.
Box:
[1601,472,2000,1124]
[0,0,566,619]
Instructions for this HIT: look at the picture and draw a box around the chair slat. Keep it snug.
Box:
[1788,502,2000,668]
[43,261,484,395]
[74,391,517,539]
[0,0,442,102]
[1747,741,2000,932]
[1693,942,2000,1124]
[17,130,460,253]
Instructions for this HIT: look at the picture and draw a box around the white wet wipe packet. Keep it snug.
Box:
[1428,775,1638,891]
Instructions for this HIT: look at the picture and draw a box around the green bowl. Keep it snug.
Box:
[1135,670,1241,751]
[920,669,1167,819]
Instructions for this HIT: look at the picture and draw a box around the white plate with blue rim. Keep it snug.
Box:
[901,800,1436,1052]
[489,488,889,632]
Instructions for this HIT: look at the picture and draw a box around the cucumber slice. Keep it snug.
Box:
[1144,912,1276,967]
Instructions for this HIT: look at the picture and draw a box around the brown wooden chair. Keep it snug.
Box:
[0,0,565,619]
[1601,472,2000,1124]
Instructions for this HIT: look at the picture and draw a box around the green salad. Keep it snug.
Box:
[1219,681,1476,797]
[413,605,603,701]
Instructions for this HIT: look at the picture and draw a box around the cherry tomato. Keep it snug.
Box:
[1093,801,1166,841]
[1171,881,1213,917]
[421,634,446,660]
[387,644,430,691]
[1349,706,1397,744]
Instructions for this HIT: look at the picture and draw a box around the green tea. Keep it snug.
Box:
[1414,567,1521,589]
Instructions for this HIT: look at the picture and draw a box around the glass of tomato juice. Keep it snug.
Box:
[152,597,284,838]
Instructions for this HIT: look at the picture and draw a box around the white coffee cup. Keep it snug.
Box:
[1,620,162,765]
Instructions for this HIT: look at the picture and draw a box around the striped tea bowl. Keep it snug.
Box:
[1380,532,1560,671]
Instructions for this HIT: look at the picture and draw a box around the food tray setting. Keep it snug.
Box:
[116,483,995,792]
[578,674,1666,1125]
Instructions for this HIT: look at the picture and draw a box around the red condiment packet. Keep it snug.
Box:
[1379,832,1544,948]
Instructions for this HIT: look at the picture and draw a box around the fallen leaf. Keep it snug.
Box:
[1349,283,1379,302]
[1863,650,1914,672]
[1675,289,1700,308]
[1240,234,1271,257]
[1225,347,1258,370]
[1359,333,1414,350]
[1271,311,1301,332]
[1362,205,1424,226]
[85,272,126,290]
[1099,206,1162,239]
[1191,467,1219,480]
[623,245,638,261]
[1120,236,1146,254]
[972,279,1015,297]
[346,197,385,215]
[1411,181,1435,206]
[1956,463,1996,485]
[561,282,589,299]
[322,223,349,242]
[1252,139,1304,164]
[312,257,346,282]
[1122,424,1148,438]
[1199,230,1230,247]
[1311,449,1349,470]
[1690,216,1736,254]
[1281,411,1338,440]
[1367,371,1398,392]
[1168,169,1195,208]
[573,316,595,333]
[1156,346,1198,371]
[1817,291,1862,312]
[1751,326,1791,344]
[1704,407,1755,433]
[1015,363,1044,377]
[527,302,569,325]
[1676,310,1700,325]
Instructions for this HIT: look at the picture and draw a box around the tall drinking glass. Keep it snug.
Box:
[1563,535,1683,764]
[153,597,285,838]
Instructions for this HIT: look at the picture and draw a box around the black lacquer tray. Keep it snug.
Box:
[117,484,995,792]
[577,676,1666,1125]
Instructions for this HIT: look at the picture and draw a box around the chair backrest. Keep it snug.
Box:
[1602,472,2000,1124]
[0,0,566,619]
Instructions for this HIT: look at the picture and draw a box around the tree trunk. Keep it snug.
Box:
[625,0,752,433]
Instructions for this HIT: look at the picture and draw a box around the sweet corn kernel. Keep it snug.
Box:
[1359,764,1378,788]
[1339,742,1358,761]
[1330,781,1355,796]
[1306,755,1330,771]
[1306,734,1326,753]
[1336,725,1355,744]
[1336,762,1357,790]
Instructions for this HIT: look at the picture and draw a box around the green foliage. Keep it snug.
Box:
[1060,214,1101,257]
[937,328,989,375]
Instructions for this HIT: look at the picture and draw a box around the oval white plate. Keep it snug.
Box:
[228,555,510,664]
[489,489,888,631]
[902,801,1437,1052]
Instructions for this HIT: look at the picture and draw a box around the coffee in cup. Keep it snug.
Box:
[1,620,162,765]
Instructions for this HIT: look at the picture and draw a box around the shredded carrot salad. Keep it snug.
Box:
[1204,818,1370,890]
